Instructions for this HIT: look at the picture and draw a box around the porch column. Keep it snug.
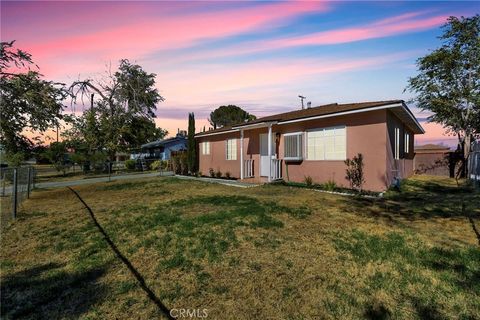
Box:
[268,123,272,182]
[240,129,244,180]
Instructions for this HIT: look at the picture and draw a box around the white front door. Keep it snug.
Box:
[260,133,275,177]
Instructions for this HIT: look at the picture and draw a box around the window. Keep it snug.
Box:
[394,127,400,160]
[284,133,303,160]
[404,132,410,154]
[202,141,210,155]
[226,139,237,160]
[306,126,346,160]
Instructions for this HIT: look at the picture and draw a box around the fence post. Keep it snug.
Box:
[108,161,111,182]
[27,167,31,198]
[12,168,18,219]
[1,170,5,197]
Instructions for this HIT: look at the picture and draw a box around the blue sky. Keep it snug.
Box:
[2,1,479,146]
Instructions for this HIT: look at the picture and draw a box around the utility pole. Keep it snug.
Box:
[298,95,306,110]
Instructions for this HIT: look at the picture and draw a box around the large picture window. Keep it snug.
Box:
[202,141,210,155]
[306,126,346,160]
[284,133,303,160]
[226,139,237,160]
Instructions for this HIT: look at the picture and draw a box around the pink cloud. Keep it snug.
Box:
[158,11,449,66]
[260,12,449,48]
[9,1,329,79]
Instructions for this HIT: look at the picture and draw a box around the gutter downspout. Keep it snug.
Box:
[268,124,272,182]
[240,129,244,180]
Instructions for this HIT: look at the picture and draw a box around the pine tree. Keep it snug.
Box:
[187,113,196,174]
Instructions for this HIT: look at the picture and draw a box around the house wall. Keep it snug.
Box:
[196,109,421,191]
[385,110,415,185]
[197,110,392,191]
[197,131,242,177]
[164,141,187,160]
[276,110,388,191]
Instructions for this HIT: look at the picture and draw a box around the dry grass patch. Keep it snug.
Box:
[1,176,479,319]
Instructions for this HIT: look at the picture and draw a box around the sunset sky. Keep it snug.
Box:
[2,1,478,148]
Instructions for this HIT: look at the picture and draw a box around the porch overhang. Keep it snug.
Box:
[232,121,278,130]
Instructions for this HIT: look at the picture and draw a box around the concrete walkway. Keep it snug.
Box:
[174,175,259,188]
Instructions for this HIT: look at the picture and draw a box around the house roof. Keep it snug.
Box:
[414,144,451,152]
[196,100,424,137]
[141,136,187,149]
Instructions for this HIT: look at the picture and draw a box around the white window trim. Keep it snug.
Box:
[305,125,347,161]
[394,127,400,160]
[226,138,237,160]
[202,141,210,155]
[404,132,410,154]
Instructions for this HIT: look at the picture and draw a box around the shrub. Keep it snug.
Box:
[179,153,188,175]
[345,153,365,191]
[209,168,215,177]
[151,160,161,171]
[161,160,170,171]
[304,175,313,187]
[215,170,222,178]
[70,153,87,166]
[171,152,188,175]
[323,180,337,191]
[172,155,181,174]
[125,159,136,170]
[5,152,25,167]
[225,171,231,179]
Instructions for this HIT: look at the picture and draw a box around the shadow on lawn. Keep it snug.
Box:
[1,262,107,319]
[338,178,479,221]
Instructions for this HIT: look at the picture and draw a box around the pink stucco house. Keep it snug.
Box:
[195,100,424,191]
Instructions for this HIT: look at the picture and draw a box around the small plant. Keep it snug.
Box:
[225,171,231,179]
[323,180,337,191]
[151,160,161,171]
[215,170,222,178]
[125,159,136,170]
[304,175,313,187]
[345,153,365,192]
[161,160,170,171]
[209,168,215,177]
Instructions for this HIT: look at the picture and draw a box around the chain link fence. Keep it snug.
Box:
[1,166,35,228]
[469,141,480,189]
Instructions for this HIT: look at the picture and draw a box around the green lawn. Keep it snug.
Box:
[1,176,479,319]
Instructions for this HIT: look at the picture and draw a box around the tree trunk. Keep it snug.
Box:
[464,134,471,177]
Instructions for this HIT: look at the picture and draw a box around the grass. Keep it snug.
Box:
[1,175,479,319]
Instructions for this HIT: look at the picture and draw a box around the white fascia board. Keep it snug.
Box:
[232,121,278,130]
[400,101,425,134]
[278,103,403,125]
[195,129,239,138]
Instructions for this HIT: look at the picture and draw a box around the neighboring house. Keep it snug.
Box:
[196,100,424,191]
[469,140,480,186]
[131,131,187,161]
[414,144,452,176]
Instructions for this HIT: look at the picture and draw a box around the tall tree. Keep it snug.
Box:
[68,59,166,160]
[0,41,67,156]
[209,105,256,129]
[406,15,480,176]
[187,112,196,174]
